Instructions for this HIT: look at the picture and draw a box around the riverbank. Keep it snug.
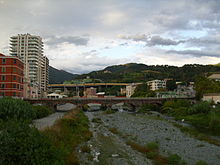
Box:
[78,111,220,165]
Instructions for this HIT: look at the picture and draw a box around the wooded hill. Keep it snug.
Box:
[49,66,78,84]
[73,63,220,83]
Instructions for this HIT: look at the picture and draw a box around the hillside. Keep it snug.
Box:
[73,63,220,83]
[49,66,78,84]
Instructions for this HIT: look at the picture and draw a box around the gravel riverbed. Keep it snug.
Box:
[78,111,220,165]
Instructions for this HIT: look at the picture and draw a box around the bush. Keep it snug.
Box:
[0,121,64,165]
[43,109,92,164]
[0,97,36,122]
[167,154,183,165]
[146,142,159,151]
[208,112,220,134]
[33,105,54,119]
[146,151,158,159]
[187,101,211,115]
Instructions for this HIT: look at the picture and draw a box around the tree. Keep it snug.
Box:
[195,76,220,100]
[166,80,177,91]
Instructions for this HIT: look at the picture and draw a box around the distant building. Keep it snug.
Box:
[10,33,49,98]
[126,83,138,97]
[203,93,220,104]
[0,53,24,98]
[208,74,220,81]
[47,93,67,99]
[175,84,196,97]
[84,87,97,97]
[147,80,166,91]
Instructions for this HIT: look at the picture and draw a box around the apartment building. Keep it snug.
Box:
[10,33,49,98]
[0,53,24,98]
[147,80,166,91]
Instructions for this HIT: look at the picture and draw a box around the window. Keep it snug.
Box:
[0,92,4,96]
[13,84,16,88]
[2,67,6,72]
[1,84,5,88]
[14,59,17,64]
[13,68,16,73]
[2,59,6,64]
[13,76,16,80]
[13,92,16,96]
[1,75,5,81]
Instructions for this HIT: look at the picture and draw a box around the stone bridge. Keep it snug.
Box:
[25,97,195,111]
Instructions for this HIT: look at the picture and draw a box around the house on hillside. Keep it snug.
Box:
[203,93,220,104]
[208,74,220,81]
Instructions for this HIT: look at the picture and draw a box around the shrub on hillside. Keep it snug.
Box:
[0,97,36,121]
[33,105,54,119]
[0,121,64,165]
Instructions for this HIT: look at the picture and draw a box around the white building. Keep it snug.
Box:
[126,83,137,97]
[147,80,166,91]
[10,33,49,98]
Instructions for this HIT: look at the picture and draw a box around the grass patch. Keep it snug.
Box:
[126,140,187,165]
[43,108,92,165]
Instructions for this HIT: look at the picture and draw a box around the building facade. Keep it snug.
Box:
[0,53,24,98]
[126,83,137,98]
[10,33,49,98]
[147,80,166,91]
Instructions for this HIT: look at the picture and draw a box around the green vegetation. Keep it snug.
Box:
[195,160,209,165]
[126,140,186,165]
[131,83,156,97]
[103,109,116,114]
[0,97,36,122]
[0,97,63,165]
[72,63,220,83]
[195,76,220,99]
[92,117,102,123]
[43,109,92,164]
[162,100,220,136]
[0,97,91,165]
[33,105,54,119]
[138,103,160,113]
[0,121,63,165]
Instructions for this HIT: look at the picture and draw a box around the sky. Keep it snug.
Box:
[1,0,220,74]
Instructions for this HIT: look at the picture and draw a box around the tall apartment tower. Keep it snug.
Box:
[10,33,49,98]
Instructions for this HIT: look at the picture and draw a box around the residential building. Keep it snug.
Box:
[147,80,166,91]
[84,87,97,97]
[0,53,24,98]
[10,33,49,98]
[126,83,137,97]
[41,56,49,97]
[203,93,220,104]
[208,74,220,81]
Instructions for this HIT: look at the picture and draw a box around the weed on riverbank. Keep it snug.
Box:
[43,108,92,165]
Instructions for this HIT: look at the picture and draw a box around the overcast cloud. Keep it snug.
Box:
[1,0,220,73]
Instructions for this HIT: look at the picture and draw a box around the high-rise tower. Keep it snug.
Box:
[10,33,48,97]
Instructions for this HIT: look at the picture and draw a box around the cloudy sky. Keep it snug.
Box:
[1,0,220,74]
